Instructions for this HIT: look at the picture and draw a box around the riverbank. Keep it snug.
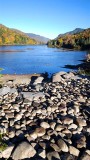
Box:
[0,72,90,160]
[64,61,90,76]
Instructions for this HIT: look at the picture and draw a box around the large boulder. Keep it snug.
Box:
[33,76,44,85]
[52,72,65,82]
[0,86,17,96]
[2,145,14,159]
[12,141,36,160]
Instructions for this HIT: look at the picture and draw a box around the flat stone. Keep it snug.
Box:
[21,92,45,101]
[68,124,78,130]
[55,124,65,131]
[50,143,60,152]
[40,122,50,129]
[57,139,68,152]
[35,127,46,137]
[62,117,73,125]
[0,86,10,96]
[12,141,36,160]
[69,146,80,157]
[76,118,87,127]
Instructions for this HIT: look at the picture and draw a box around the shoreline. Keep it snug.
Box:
[0,71,90,159]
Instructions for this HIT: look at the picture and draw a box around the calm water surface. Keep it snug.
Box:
[0,45,87,75]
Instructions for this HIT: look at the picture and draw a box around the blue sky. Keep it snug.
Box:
[0,0,90,39]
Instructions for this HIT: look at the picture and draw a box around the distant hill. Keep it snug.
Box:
[0,24,37,45]
[57,28,84,38]
[26,33,50,44]
[48,28,90,50]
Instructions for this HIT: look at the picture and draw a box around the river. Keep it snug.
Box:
[0,45,87,76]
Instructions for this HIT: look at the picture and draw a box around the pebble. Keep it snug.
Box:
[0,72,89,159]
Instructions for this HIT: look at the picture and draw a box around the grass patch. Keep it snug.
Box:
[0,134,8,152]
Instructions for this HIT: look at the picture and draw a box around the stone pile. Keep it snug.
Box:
[0,72,90,160]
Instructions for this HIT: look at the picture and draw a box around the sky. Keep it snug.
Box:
[0,0,90,39]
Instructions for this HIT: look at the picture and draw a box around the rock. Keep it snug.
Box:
[62,153,76,160]
[12,141,36,160]
[50,143,60,152]
[62,72,75,79]
[13,78,30,85]
[80,152,90,160]
[0,86,17,96]
[35,127,46,137]
[76,136,86,148]
[0,86,10,96]
[68,124,78,130]
[85,150,90,155]
[47,151,60,160]
[6,113,14,119]
[40,122,50,129]
[2,145,14,159]
[39,149,46,159]
[57,139,68,152]
[50,122,56,130]
[52,72,64,82]
[15,113,22,121]
[51,105,58,112]
[76,118,87,127]
[39,142,46,149]
[62,117,73,125]
[8,131,15,138]
[21,92,45,101]
[55,124,65,131]
[69,146,80,157]
[30,132,37,139]
[33,76,44,85]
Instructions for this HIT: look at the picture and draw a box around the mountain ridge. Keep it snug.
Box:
[48,28,90,50]
[26,33,50,44]
[57,28,84,39]
[0,24,37,45]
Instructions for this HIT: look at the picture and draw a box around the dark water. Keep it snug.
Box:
[0,45,87,75]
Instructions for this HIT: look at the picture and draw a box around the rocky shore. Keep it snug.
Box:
[0,72,90,160]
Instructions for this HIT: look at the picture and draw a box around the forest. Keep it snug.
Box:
[0,24,37,45]
[48,28,90,50]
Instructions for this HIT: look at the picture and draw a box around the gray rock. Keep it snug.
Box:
[12,141,36,160]
[21,92,45,101]
[0,86,17,96]
[52,72,65,82]
[0,86,10,96]
[62,72,75,79]
[33,76,44,85]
